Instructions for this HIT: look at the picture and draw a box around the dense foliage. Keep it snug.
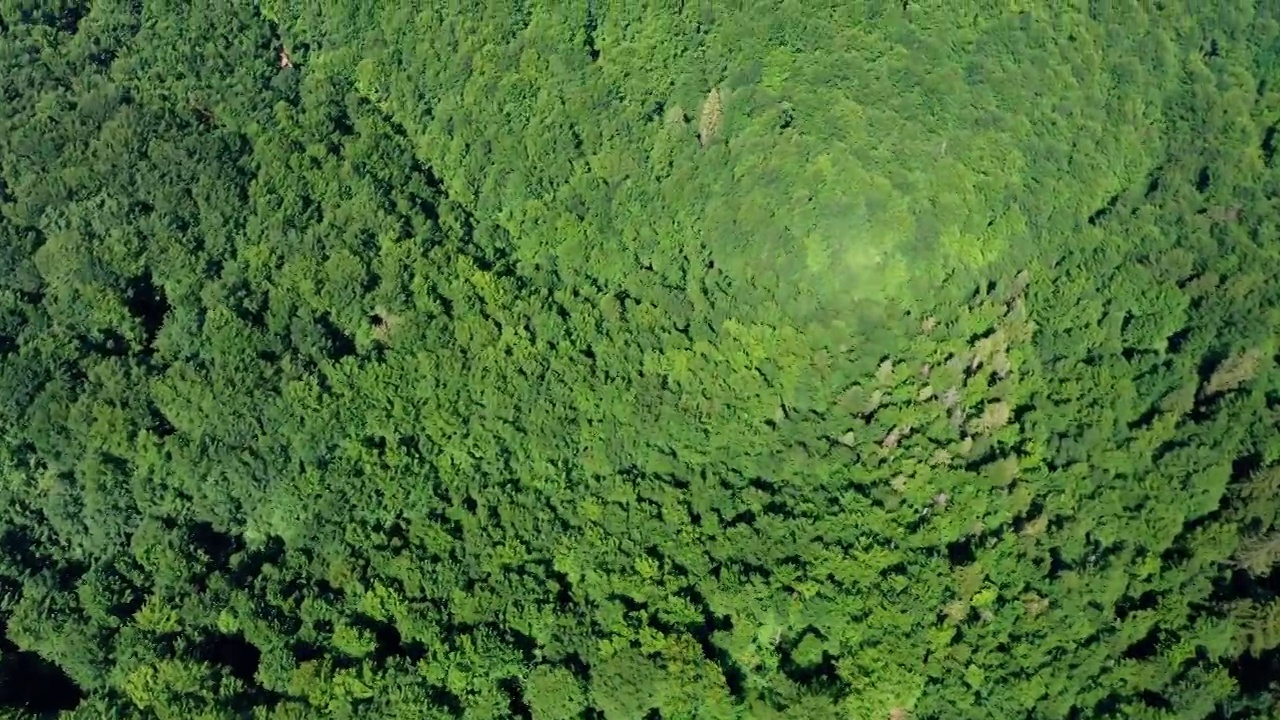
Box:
[1,1,1279,718]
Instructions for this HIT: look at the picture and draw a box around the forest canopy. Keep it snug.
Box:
[1,1,1280,719]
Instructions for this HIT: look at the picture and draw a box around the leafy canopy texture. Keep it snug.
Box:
[1,1,1280,719]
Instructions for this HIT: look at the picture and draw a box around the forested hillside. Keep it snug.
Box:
[1,1,1279,718]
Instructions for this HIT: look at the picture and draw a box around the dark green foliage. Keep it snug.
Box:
[1,1,1279,718]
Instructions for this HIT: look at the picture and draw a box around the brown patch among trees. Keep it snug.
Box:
[698,87,723,146]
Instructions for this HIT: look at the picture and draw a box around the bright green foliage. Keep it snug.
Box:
[0,1,1279,719]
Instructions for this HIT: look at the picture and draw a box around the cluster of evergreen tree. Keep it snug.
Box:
[0,1,1278,718]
